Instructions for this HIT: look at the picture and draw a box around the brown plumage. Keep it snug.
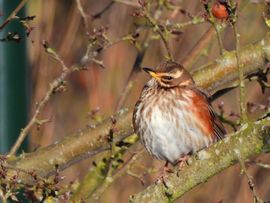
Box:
[133,61,226,165]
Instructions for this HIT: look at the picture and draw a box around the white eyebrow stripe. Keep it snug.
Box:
[157,70,183,78]
[172,70,183,78]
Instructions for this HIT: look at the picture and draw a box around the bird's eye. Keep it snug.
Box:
[162,76,173,80]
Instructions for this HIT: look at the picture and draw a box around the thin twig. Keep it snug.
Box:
[114,0,140,7]
[169,16,205,30]
[210,20,224,55]
[0,0,29,30]
[182,26,215,69]
[9,28,144,156]
[144,12,173,60]
[91,1,115,19]
[232,1,248,122]
[114,36,148,111]
[251,161,270,169]
[165,2,194,19]
[75,0,89,28]
[81,30,144,67]
[203,1,225,55]
[4,164,47,182]
[114,76,136,111]
[92,148,145,201]
[238,158,264,203]
[218,115,238,131]
[43,41,68,71]
[255,162,270,169]
[8,44,74,156]
[115,149,145,178]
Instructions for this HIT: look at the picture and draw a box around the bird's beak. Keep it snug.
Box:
[143,67,160,79]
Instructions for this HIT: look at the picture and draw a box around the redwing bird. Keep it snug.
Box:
[133,61,226,166]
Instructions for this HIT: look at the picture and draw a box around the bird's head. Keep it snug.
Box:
[143,61,194,88]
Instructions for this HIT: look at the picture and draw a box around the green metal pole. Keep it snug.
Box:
[0,1,29,154]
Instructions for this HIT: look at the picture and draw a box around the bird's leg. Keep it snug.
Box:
[163,161,173,173]
[156,161,173,187]
[178,155,189,168]
[176,155,190,177]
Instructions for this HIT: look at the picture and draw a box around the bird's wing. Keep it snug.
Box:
[208,101,227,140]
[191,87,226,141]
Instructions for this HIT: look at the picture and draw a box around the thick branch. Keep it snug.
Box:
[8,110,132,183]
[192,33,270,92]
[130,120,270,202]
[7,32,270,183]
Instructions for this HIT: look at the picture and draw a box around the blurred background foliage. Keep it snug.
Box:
[0,0,28,154]
[2,0,270,202]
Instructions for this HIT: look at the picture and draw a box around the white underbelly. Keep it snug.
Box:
[142,105,210,164]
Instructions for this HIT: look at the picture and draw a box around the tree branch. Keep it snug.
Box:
[232,2,249,122]
[9,43,74,156]
[130,119,270,202]
[0,0,29,30]
[238,158,264,203]
[192,32,270,92]
[70,135,139,201]
[6,32,270,185]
